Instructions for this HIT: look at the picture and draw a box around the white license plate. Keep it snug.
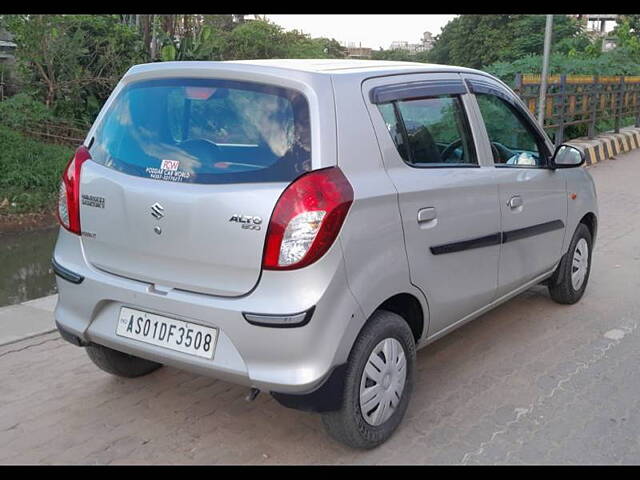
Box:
[116,307,218,360]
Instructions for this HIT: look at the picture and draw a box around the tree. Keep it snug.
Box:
[222,19,288,59]
[5,15,143,122]
[372,48,415,62]
[428,15,585,69]
[612,17,640,57]
[310,37,346,58]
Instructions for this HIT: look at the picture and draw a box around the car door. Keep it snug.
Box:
[463,74,568,297]
[363,73,501,336]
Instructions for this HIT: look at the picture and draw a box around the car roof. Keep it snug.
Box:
[125,59,488,80]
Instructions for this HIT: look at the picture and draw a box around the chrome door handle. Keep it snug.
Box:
[508,196,523,209]
[417,207,437,223]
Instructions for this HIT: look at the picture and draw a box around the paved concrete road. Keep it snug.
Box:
[2,151,640,465]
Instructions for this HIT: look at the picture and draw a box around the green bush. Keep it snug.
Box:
[484,48,640,87]
[0,93,54,130]
[0,126,72,214]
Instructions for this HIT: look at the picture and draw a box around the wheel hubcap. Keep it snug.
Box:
[359,337,407,426]
[571,238,589,291]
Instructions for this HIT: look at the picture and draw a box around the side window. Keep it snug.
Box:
[378,95,477,167]
[475,93,547,167]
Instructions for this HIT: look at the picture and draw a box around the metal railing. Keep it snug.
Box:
[514,74,640,145]
[20,120,87,146]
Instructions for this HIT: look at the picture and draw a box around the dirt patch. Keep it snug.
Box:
[0,210,58,235]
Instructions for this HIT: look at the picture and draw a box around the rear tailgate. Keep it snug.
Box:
[80,162,286,296]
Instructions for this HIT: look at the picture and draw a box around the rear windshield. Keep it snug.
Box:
[90,78,311,184]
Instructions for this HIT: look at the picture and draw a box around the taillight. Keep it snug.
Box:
[57,145,91,235]
[263,167,354,270]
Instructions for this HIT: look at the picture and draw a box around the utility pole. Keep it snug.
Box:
[537,14,553,126]
[150,14,158,61]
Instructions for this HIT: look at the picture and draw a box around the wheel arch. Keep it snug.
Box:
[376,293,425,343]
[579,211,598,247]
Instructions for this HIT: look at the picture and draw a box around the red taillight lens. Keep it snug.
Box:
[263,167,354,270]
[57,145,91,235]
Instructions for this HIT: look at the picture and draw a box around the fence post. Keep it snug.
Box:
[555,74,566,146]
[636,80,640,127]
[615,76,624,133]
[588,75,598,139]
[514,73,522,96]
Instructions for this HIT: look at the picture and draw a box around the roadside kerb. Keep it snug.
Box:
[568,126,640,166]
[0,294,57,346]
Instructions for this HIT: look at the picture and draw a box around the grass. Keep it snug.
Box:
[0,126,74,215]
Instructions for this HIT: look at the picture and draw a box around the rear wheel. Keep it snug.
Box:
[86,343,162,378]
[321,310,416,449]
[548,223,593,304]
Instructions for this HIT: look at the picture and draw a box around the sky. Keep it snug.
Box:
[264,15,458,50]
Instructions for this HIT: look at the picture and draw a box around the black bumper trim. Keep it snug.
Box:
[52,258,84,284]
[56,321,88,347]
[270,363,347,413]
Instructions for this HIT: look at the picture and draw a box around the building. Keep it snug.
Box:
[577,14,618,35]
[0,27,17,99]
[0,27,17,64]
[602,36,618,52]
[421,31,435,50]
[345,42,372,59]
[389,31,435,55]
[573,15,619,52]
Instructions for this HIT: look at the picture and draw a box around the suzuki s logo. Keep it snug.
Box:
[151,202,165,220]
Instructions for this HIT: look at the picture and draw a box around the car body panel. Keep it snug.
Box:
[361,73,502,336]
[53,60,598,395]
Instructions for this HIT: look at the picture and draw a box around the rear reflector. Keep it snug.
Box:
[243,307,315,328]
[262,167,353,270]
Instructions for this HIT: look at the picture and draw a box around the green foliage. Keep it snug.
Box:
[612,18,640,57]
[372,49,416,62]
[0,126,72,213]
[4,14,144,124]
[313,37,346,58]
[485,48,640,87]
[221,20,332,60]
[159,24,226,61]
[428,15,584,69]
[0,93,53,130]
[158,18,345,62]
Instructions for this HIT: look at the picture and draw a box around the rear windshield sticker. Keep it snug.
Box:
[160,159,180,171]
[145,160,192,182]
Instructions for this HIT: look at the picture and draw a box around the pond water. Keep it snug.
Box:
[0,227,59,307]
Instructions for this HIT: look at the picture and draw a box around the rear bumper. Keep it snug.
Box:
[53,228,365,394]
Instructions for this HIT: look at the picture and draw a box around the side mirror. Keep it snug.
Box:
[551,144,585,169]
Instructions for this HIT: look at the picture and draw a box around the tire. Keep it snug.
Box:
[548,223,593,305]
[85,343,162,378]
[321,310,416,449]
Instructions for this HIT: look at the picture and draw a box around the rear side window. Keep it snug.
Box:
[377,95,477,167]
[90,78,311,184]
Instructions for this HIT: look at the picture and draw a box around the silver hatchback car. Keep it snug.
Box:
[53,59,598,448]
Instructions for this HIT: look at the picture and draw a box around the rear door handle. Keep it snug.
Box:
[417,207,437,223]
[508,195,523,209]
